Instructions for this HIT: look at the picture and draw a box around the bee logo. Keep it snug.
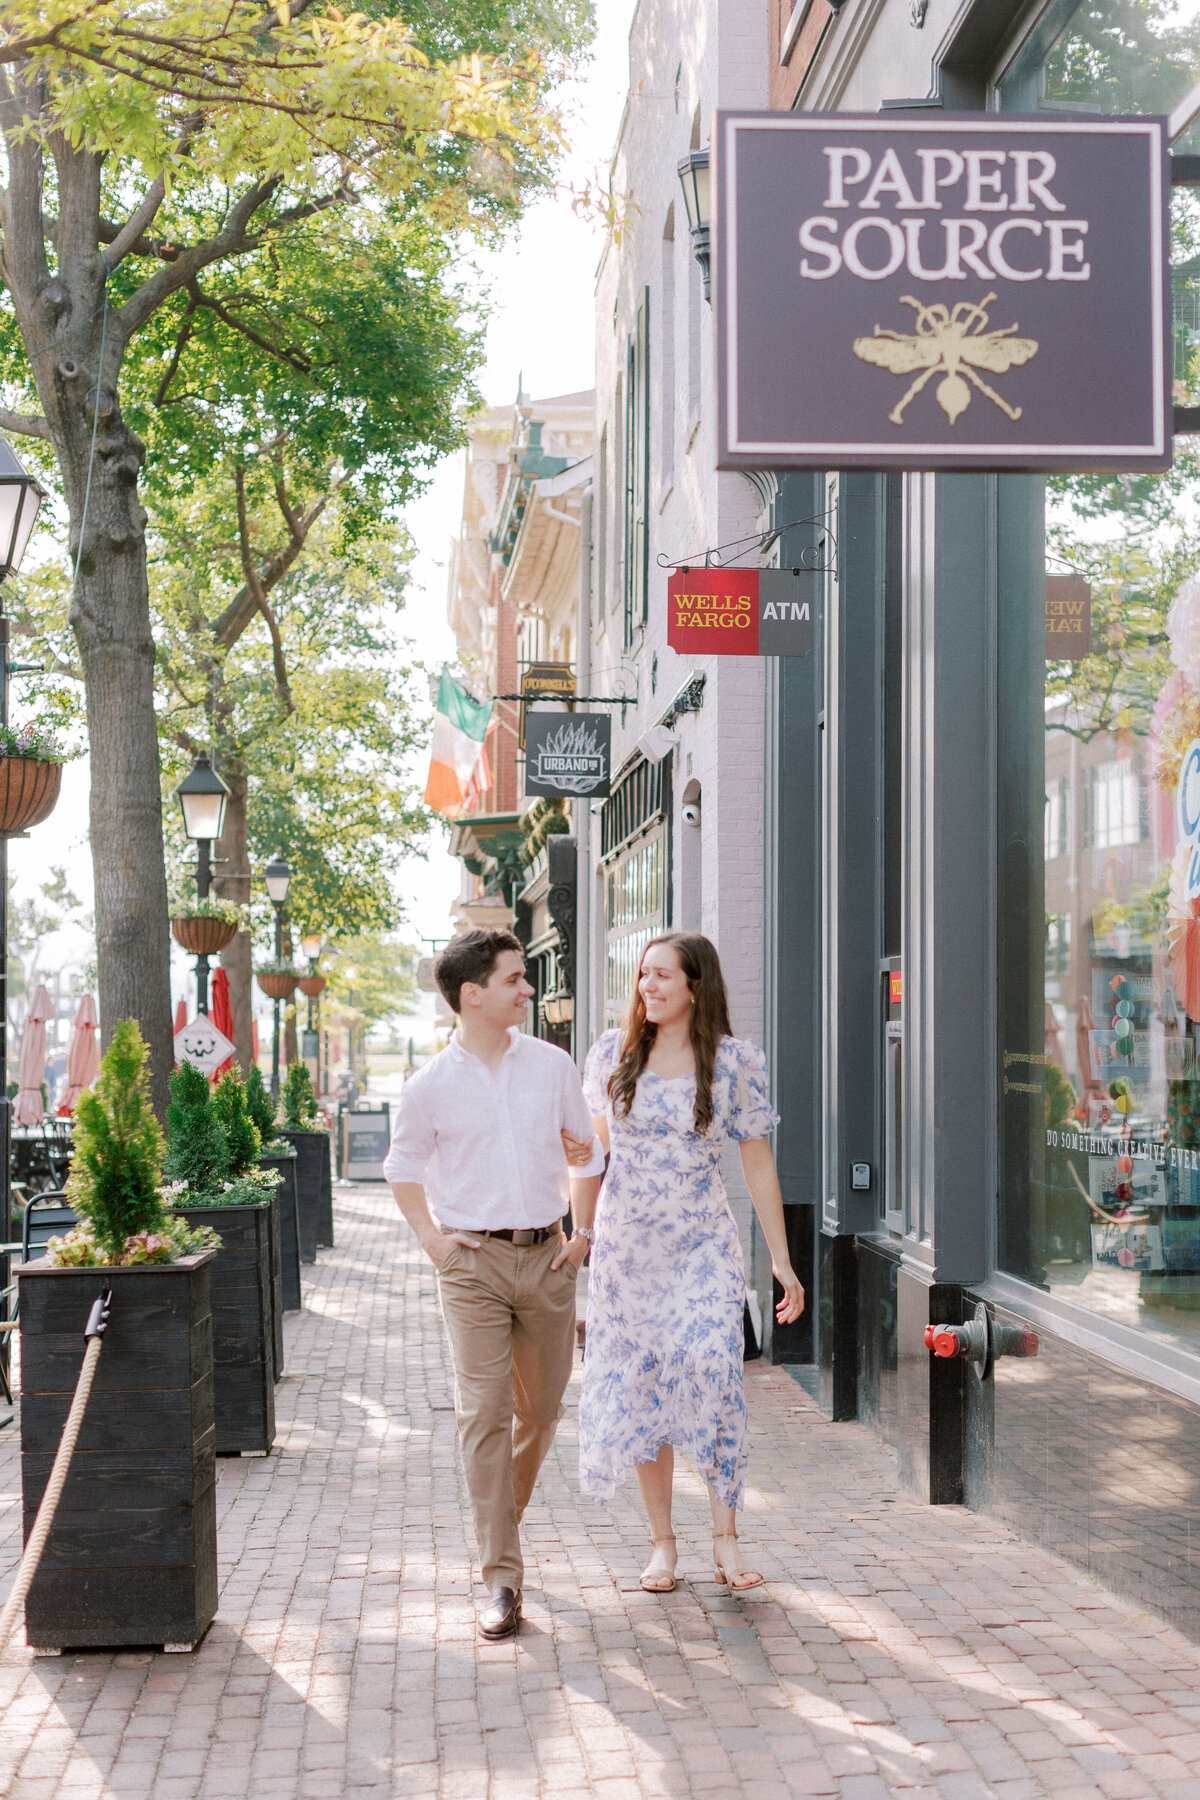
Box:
[853,292,1038,427]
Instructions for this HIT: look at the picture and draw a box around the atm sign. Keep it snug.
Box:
[667,567,816,657]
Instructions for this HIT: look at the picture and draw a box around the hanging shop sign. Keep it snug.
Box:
[715,113,1169,472]
[1045,574,1092,659]
[174,1017,235,1074]
[524,710,612,799]
[519,660,575,748]
[666,567,816,656]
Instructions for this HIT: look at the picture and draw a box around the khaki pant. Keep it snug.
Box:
[436,1231,578,1590]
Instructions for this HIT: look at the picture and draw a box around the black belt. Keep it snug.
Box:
[464,1226,560,1245]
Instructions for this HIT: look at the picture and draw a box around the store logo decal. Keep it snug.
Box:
[533,720,607,794]
[1178,738,1200,900]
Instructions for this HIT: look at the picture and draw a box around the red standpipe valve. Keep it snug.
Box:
[923,1320,987,1361]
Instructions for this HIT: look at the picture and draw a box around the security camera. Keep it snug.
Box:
[635,722,677,764]
[682,800,701,826]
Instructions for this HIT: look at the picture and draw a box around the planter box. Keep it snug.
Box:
[283,1131,331,1260]
[256,970,297,1001]
[265,1190,283,1378]
[177,1203,274,1455]
[16,1252,217,1653]
[260,1147,301,1310]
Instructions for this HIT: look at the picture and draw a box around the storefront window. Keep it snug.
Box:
[604,833,665,1024]
[999,0,1200,1348]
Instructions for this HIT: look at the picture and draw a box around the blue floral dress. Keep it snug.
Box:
[578,1031,780,1510]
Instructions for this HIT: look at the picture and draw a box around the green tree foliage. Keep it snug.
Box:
[245,1065,279,1145]
[164,1060,231,1193]
[211,1073,262,1175]
[281,1061,318,1131]
[327,935,419,1034]
[66,1020,167,1260]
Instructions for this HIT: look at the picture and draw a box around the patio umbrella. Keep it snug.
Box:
[211,967,235,1079]
[1075,994,1103,1095]
[14,984,53,1126]
[58,993,100,1114]
[174,997,188,1033]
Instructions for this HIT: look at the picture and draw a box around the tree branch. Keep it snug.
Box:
[0,406,50,439]
[104,174,168,271]
[234,464,294,715]
[115,177,282,340]
[212,484,330,649]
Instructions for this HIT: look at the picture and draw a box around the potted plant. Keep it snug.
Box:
[170,893,247,957]
[256,959,299,1001]
[297,973,326,998]
[248,1064,303,1298]
[17,1021,221,1653]
[280,1061,334,1257]
[165,1064,278,1452]
[0,719,72,837]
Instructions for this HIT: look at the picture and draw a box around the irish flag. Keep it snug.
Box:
[424,671,493,816]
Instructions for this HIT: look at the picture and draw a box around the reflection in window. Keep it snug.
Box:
[1046,914,1071,978]
[1046,776,1070,860]
[1083,757,1144,850]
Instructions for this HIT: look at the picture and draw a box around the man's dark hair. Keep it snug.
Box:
[435,928,524,1014]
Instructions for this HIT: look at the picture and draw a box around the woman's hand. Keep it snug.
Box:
[561,1127,595,1167]
[773,1263,805,1323]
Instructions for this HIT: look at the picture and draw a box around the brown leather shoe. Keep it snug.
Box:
[478,1586,521,1641]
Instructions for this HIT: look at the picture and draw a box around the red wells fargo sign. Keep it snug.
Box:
[666,567,816,657]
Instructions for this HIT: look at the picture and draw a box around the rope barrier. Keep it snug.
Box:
[0,1288,113,1658]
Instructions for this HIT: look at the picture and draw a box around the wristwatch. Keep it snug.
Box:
[574,1226,595,1245]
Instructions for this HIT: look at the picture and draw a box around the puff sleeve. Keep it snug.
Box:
[728,1039,781,1142]
[583,1028,620,1115]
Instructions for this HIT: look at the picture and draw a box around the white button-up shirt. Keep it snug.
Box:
[382,1029,606,1230]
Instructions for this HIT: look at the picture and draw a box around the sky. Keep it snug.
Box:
[18,6,634,1038]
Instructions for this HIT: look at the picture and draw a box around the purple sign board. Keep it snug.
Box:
[715,113,1169,472]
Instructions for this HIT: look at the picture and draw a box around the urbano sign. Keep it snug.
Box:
[667,568,816,656]
[715,113,1169,472]
[524,710,612,799]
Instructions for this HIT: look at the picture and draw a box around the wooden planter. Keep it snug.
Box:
[171,915,239,956]
[0,757,62,837]
[176,1202,274,1455]
[259,1146,301,1309]
[256,970,297,1001]
[16,1252,218,1653]
[297,974,326,998]
[282,1131,331,1261]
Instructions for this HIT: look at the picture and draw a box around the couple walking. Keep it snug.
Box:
[384,927,804,1641]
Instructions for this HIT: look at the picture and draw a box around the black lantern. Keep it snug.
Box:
[677,148,712,303]
[0,438,47,581]
[175,752,230,849]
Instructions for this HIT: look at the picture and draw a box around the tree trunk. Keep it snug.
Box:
[3,130,173,1111]
[282,925,298,1067]
[214,760,254,1077]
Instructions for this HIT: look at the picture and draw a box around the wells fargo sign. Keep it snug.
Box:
[715,114,1169,472]
[667,568,815,656]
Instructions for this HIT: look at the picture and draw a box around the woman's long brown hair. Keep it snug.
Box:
[608,933,732,1133]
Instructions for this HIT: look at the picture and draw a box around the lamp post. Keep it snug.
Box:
[0,440,46,1262]
[676,148,712,302]
[299,931,322,1088]
[173,752,231,1015]
[343,965,358,1093]
[265,852,291,1096]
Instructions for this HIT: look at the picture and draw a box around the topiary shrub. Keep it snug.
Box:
[212,1072,262,1175]
[65,1021,169,1262]
[281,1060,318,1130]
[164,1059,231,1195]
[245,1064,279,1145]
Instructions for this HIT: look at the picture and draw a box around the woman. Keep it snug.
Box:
[579,932,805,1593]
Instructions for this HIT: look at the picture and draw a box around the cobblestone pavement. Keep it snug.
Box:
[6,1187,1200,1799]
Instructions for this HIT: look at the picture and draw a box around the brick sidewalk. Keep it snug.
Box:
[5,1186,1200,1799]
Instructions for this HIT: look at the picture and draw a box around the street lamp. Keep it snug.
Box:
[264,852,291,1096]
[0,439,46,1311]
[299,932,323,1076]
[173,752,231,1016]
[676,148,712,303]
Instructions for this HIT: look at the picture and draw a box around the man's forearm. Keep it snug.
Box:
[390,1181,440,1251]
[569,1174,603,1233]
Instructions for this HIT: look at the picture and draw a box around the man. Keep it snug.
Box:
[384,927,604,1641]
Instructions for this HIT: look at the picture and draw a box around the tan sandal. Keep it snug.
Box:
[640,1536,677,1592]
[713,1531,764,1592]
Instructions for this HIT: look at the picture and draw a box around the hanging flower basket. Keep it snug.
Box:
[257,968,298,1001]
[298,974,326,997]
[172,915,239,955]
[0,756,62,836]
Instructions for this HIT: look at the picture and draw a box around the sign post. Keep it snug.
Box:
[715,113,1169,472]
